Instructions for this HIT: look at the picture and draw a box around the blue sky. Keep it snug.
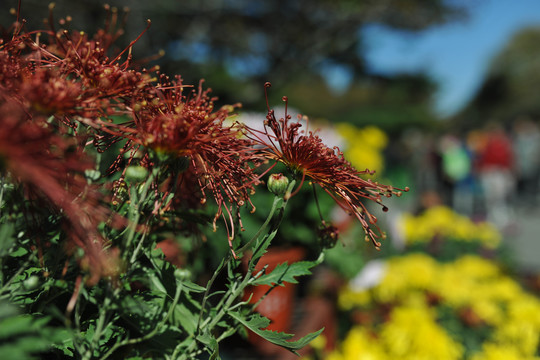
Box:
[363,1,540,117]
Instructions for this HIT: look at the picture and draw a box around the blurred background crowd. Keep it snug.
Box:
[5,0,540,359]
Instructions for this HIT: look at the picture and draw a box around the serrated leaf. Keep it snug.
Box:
[251,259,319,287]
[195,331,220,360]
[0,315,34,339]
[149,275,167,294]
[172,303,198,336]
[182,281,205,293]
[250,198,286,265]
[208,340,220,360]
[228,312,323,355]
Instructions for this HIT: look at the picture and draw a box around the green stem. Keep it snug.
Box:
[182,180,296,359]
[129,226,148,264]
[195,257,229,333]
[82,286,120,360]
[236,194,283,255]
[0,177,5,218]
[195,184,288,333]
[124,167,158,256]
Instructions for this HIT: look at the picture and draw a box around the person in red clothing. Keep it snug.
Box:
[476,122,515,228]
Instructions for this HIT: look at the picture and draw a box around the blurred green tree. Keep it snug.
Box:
[453,26,540,129]
[3,0,467,110]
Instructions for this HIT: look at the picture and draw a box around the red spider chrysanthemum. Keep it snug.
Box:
[247,83,408,249]
[99,77,262,251]
[0,91,116,283]
[4,6,157,122]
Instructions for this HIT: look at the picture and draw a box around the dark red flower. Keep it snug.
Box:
[0,91,116,283]
[99,78,262,252]
[247,83,408,249]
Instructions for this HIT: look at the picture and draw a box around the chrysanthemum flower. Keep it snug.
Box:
[4,6,156,122]
[99,77,262,251]
[0,91,116,284]
[247,83,408,249]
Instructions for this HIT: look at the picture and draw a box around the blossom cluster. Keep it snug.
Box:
[335,124,388,175]
[0,8,405,282]
[332,253,540,360]
[399,205,501,249]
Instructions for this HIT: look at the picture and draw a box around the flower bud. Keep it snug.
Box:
[318,223,339,249]
[267,173,289,196]
[23,275,40,290]
[125,165,148,183]
[174,268,191,281]
[84,169,101,182]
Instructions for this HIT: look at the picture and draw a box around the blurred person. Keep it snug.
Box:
[512,117,540,206]
[402,130,440,196]
[439,134,475,215]
[476,123,516,229]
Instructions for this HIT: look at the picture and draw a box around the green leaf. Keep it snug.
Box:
[182,281,206,293]
[171,302,198,336]
[10,246,29,258]
[149,275,167,295]
[0,308,64,359]
[194,330,220,359]
[0,223,15,256]
[251,258,321,287]
[228,312,323,355]
[0,315,35,339]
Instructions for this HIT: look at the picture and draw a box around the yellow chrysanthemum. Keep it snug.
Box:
[338,285,371,310]
[327,326,388,360]
[471,343,540,360]
[380,305,464,360]
[336,253,540,359]
[399,205,501,248]
[335,123,388,174]
[373,253,437,303]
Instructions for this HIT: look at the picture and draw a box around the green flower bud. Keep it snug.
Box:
[84,169,101,182]
[23,275,39,290]
[267,173,289,196]
[125,165,149,183]
[174,268,191,281]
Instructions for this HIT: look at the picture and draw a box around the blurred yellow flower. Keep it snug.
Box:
[326,327,388,360]
[471,343,540,360]
[373,253,437,303]
[334,253,540,359]
[379,305,464,360]
[399,205,501,248]
[336,123,388,174]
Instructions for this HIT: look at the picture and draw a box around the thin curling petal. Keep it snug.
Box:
[0,91,115,283]
[246,83,408,249]
[98,77,263,253]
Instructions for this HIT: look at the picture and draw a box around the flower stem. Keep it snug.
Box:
[183,180,296,358]
[124,167,158,258]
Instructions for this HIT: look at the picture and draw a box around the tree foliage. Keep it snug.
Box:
[3,0,467,108]
[453,26,540,129]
